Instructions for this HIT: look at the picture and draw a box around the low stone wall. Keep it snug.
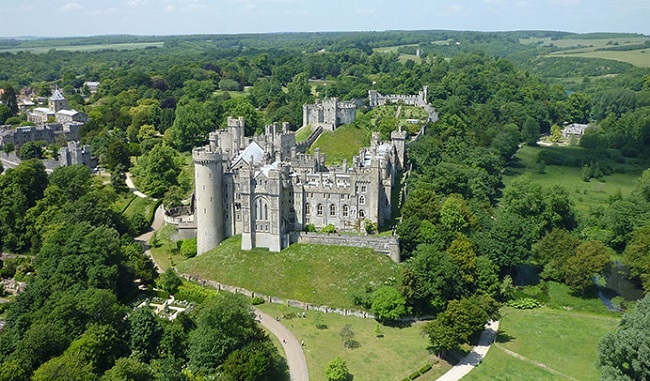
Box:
[180,273,375,319]
[293,232,400,263]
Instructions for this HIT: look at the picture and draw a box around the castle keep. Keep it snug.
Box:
[302,98,357,131]
[193,117,406,255]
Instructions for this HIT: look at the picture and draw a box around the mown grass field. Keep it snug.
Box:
[173,235,399,308]
[256,303,449,381]
[468,307,618,380]
[503,145,643,213]
[309,124,369,165]
[551,49,650,68]
[0,42,164,54]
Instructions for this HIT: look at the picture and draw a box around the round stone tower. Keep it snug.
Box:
[193,132,224,255]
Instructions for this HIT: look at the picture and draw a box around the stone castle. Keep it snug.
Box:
[302,98,357,131]
[192,117,406,255]
[368,86,429,108]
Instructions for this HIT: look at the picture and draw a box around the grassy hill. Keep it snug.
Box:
[173,235,399,309]
[308,124,370,165]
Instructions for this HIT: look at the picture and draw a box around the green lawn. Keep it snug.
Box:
[256,303,449,381]
[475,307,618,380]
[503,146,642,213]
[309,124,369,165]
[463,345,572,381]
[123,196,158,222]
[174,235,399,309]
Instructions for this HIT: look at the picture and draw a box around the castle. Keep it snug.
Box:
[192,117,406,255]
[302,98,357,131]
[368,86,429,108]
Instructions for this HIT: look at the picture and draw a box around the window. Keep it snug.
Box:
[359,195,365,205]
[361,185,367,193]
[317,204,323,216]
[359,209,365,218]
[343,205,349,217]
[305,203,310,215]
[330,204,336,216]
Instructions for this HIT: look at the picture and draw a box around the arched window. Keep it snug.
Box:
[330,204,336,216]
[359,209,365,218]
[342,205,349,217]
[264,203,268,220]
[317,204,323,216]
[305,203,310,215]
[359,195,365,205]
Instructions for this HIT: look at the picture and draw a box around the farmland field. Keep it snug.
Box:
[0,41,164,53]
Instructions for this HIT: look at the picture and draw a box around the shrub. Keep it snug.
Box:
[506,297,542,309]
[409,371,421,380]
[180,238,197,258]
[320,224,336,233]
[305,223,316,232]
[418,364,432,374]
[251,296,265,305]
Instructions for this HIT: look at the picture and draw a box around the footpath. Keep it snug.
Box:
[435,320,500,381]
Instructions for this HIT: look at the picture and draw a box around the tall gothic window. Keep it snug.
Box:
[342,205,349,217]
[330,204,336,216]
[317,204,323,216]
[305,203,310,215]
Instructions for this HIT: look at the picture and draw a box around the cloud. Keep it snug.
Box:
[447,4,467,13]
[550,0,582,6]
[61,2,83,11]
[165,4,176,11]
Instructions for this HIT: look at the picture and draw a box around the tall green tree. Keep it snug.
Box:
[598,294,650,380]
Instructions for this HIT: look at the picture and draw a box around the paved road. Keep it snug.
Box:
[254,309,309,381]
[435,320,500,381]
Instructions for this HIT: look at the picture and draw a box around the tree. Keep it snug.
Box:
[522,116,540,146]
[165,99,218,151]
[180,238,197,259]
[400,245,466,313]
[325,357,351,381]
[131,143,181,198]
[101,357,154,381]
[370,286,410,322]
[0,82,18,115]
[105,140,131,171]
[156,268,183,294]
[0,103,12,125]
[18,141,43,160]
[533,229,581,281]
[48,164,93,202]
[219,341,282,381]
[598,293,650,380]
[562,240,611,294]
[188,294,267,375]
[624,226,650,292]
[339,324,357,349]
[129,308,163,362]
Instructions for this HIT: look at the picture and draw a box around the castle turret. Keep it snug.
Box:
[391,126,407,171]
[193,136,224,255]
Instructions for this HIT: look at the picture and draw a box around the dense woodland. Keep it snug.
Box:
[1,30,650,380]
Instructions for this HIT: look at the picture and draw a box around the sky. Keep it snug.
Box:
[1,0,648,38]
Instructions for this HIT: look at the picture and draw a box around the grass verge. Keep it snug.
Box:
[256,303,449,381]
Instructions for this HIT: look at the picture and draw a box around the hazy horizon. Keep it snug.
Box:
[1,0,648,39]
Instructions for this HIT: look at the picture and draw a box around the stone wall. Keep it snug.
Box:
[293,231,400,263]
[295,126,323,153]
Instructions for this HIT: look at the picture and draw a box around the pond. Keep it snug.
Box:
[603,261,645,301]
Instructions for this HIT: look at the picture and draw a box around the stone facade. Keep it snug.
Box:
[368,86,429,108]
[193,117,404,256]
[0,122,83,149]
[302,98,357,131]
[27,89,88,125]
